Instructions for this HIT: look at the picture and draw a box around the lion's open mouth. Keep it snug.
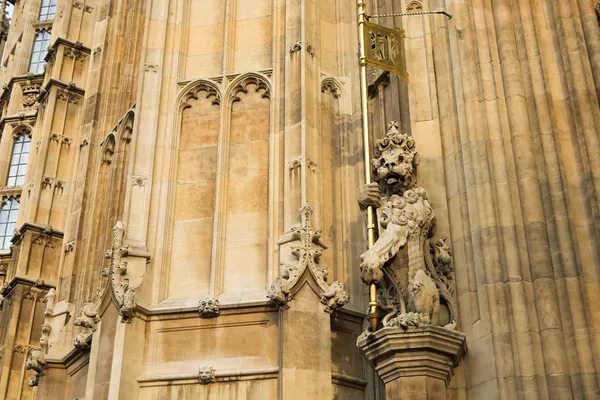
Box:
[386,172,402,185]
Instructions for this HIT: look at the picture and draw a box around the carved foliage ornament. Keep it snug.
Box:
[267,204,349,313]
[104,222,136,322]
[25,288,54,386]
[359,121,457,330]
[73,292,101,350]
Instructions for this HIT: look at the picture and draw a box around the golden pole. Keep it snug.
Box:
[357,0,379,331]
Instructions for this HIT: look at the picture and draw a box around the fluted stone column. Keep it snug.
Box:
[358,326,467,400]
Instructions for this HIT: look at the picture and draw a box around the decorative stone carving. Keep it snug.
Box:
[180,80,221,108]
[144,63,158,73]
[26,288,54,387]
[64,241,75,253]
[21,83,40,108]
[289,41,302,54]
[198,366,216,384]
[105,222,136,322]
[321,78,342,99]
[321,281,350,313]
[230,74,271,101]
[267,204,349,313]
[73,298,100,350]
[198,297,220,318]
[64,47,88,62]
[358,122,456,329]
[25,348,46,386]
[0,282,10,310]
[288,157,317,172]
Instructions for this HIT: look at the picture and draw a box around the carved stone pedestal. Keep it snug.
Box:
[358,325,467,400]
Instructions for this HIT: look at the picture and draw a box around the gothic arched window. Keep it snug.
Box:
[29,31,50,74]
[7,133,31,187]
[0,197,19,250]
[38,0,56,21]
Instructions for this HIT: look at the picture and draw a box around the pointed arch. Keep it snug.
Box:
[178,79,222,110]
[158,79,224,301]
[226,72,272,103]
[321,77,344,100]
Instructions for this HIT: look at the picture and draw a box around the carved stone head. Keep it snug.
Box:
[198,297,220,318]
[372,121,419,195]
[198,366,216,384]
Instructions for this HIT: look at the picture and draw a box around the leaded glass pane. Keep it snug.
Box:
[6,134,31,187]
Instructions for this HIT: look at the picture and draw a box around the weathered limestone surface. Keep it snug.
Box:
[358,326,467,400]
[0,0,595,398]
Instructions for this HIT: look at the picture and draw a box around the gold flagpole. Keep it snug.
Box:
[357,0,379,332]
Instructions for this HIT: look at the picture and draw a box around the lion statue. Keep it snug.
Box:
[358,121,456,329]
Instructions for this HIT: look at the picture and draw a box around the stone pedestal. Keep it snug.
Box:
[357,325,467,400]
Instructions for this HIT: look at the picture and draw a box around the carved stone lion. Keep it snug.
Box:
[358,122,456,329]
[198,366,216,384]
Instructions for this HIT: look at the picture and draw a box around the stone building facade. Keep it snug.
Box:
[0,0,596,398]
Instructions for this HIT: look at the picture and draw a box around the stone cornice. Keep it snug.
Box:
[136,297,277,321]
[0,73,44,103]
[137,366,279,386]
[12,222,64,246]
[45,37,91,64]
[0,111,38,132]
[358,326,467,386]
[1,276,56,294]
[38,79,85,104]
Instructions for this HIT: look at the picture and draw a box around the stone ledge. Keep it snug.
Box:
[137,365,279,386]
[358,325,467,386]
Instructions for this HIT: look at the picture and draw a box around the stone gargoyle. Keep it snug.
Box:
[358,121,457,330]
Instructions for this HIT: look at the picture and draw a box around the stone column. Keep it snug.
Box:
[358,326,467,400]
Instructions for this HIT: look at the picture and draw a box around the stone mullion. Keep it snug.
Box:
[491,0,573,396]
[518,0,600,397]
